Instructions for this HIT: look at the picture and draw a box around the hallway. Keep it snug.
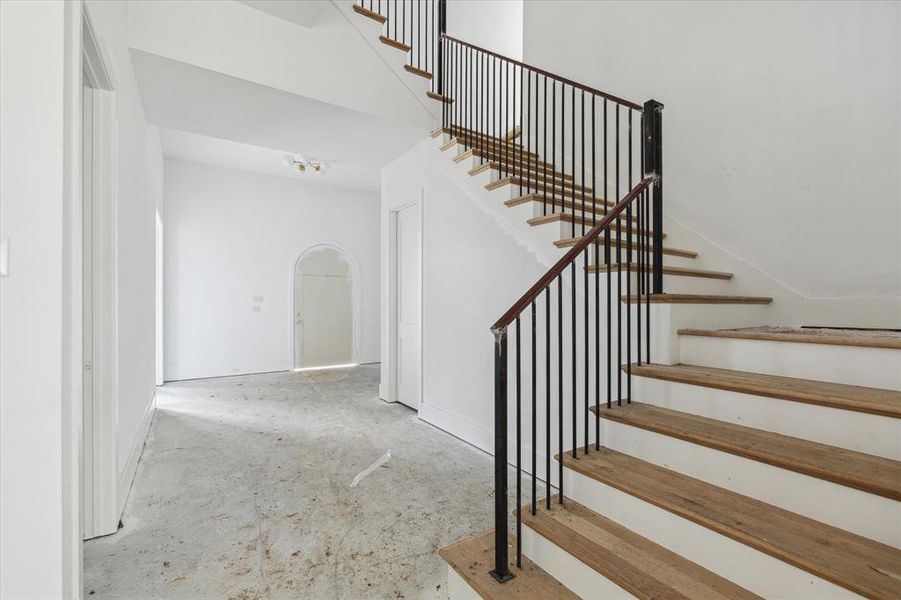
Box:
[84,365,496,599]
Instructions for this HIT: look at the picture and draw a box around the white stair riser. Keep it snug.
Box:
[561,465,860,599]
[445,567,482,600]
[520,525,636,599]
[633,376,900,460]
[650,304,775,364]
[601,418,901,547]
[679,336,901,391]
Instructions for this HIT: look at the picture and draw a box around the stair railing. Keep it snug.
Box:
[357,0,664,582]
[437,37,664,581]
[356,0,447,97]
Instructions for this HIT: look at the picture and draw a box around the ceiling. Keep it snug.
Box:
[129,0,432,191]
[160,128,381,191]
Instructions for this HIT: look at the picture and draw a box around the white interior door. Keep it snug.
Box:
[82,81,96,537]
[294,247,353,369]
[396,203,421,410]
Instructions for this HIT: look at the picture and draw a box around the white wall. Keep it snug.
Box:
[164,159,380,381]
[0,2,77,596]
[447,0,523,60]
[523,0,901,302]
[381,139,547,451]
[84,0,165,505]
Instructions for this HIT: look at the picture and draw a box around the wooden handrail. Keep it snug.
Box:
[491,176,657,331]
[441,33,644,111]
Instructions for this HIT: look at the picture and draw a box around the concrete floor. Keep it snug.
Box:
[83,365,508,599]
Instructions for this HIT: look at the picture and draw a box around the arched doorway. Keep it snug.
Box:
[293,246,355,369]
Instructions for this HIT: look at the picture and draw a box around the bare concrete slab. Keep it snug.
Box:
[83,365,517,599]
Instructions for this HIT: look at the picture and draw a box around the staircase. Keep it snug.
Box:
[350,3,901,598]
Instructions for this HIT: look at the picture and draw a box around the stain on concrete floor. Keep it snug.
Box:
[84,365,519,599]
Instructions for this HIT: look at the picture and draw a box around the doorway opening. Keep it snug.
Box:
[293,245,357,370]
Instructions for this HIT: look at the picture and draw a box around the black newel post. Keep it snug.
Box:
[437,0,446,95]
[642,99,664,294]
[490,326,514,583]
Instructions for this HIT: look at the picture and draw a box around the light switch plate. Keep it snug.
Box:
[0,238,9,277]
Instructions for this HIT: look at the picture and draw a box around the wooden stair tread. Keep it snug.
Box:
[591,264,732,279]
[471,161,574,181]
[456,148,555,169]
[528,213,661,238]
[494,176,596,197]
[558,447,901,599]
[628,362,901,418]
[379,35,411,52]
[445,137,536,159]
[594,402,901,499]
[404,64,432,79]
[493,177,619,204]
[519,496,761,599]
[439,530,577,600]
[678,326,901,350]
[622,293,771,304]
[506,195,644,225]
[352,3,387,23]
[556,236,698,258]
[426,91,453,104]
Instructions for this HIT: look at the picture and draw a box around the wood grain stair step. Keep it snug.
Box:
[556,236,698,259]
[594,401,901,499]
[557,447,901,599]
[378,35,410,52]
[445,124,522,145]
[444,137,537,159]
[490,176,595,197]
[678,326,901,350]
[470,161,574,181]
[404,64,432,79]
[439,530,577,599]
[627,362,901,418]
[455,148,555,171]
[591,264,733,279]
[518,496,761,599]
[529,213,661,239]
[621,293,771,304]
[426,91,453,104]
[506,195,644,225]
[352,3,387,23]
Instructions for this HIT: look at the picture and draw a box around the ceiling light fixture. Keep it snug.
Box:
[283,154,325,175]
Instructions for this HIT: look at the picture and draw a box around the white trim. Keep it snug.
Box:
[63,1,84,595]
[418,401,493,455]
[81,6,120,541]
[117,393,156,518]
[290,242,362,368]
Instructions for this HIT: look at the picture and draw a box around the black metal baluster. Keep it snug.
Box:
[515,315,522,568]
[531,300,537,515]
[571,262,576,457]
[545,286,552,509]
[571,86,575,238]
[616,104,622,406]
[543,75,547,217]
[626,109,633,403]
[551,80,556,214]
[605,99,611,410]
[581,90,588,453]
[592,95,599,449]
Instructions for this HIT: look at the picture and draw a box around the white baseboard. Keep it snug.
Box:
[117,392,156,518]
[419,400,494,455]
